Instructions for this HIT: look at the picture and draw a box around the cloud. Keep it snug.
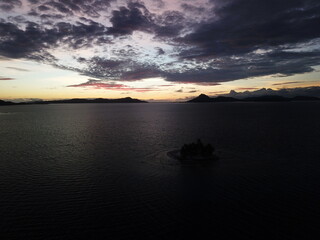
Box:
[6,67,30,71]
[156,47,165,55]
[0,21,44,59]
[0,0,320,86]
[26,0,115,18]
[166,50,320,83]
[180,3,205,15]
[209,91,228,94]
[179,0,320,58]
[154,10,185,37]
[0,0,21,11]
[174,87,198,93]
[69,57,162,81]
[67,79,126,89]
[67,79,159,92]
[169,0,320,83]
[0,76,15,80]
[108,2,155,36]
[0,19,107,60]
[272,81,302,86]
[153,0,165,8]
[107,2,187,38]
[121,68,162,81]
[236,88,259,90]
[156,84,174,87]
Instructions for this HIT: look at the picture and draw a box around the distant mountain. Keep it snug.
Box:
[188,94,212,102]
[0,97,147,106]
[242,95,288,102]
[0,100,15,105]
[35,97,147,104]
[291,96,320,101]
[188,94,238,103]
[222,87,320,99]
[188,94,320,103]
[214,96,239,102]
[242,95,320,102]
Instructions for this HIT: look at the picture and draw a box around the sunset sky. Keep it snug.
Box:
[0,0,320,101]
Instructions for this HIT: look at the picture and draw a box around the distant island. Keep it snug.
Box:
[0,97,147,106]
[188,94,320,103]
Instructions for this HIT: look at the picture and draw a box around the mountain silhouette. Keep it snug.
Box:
[188,94,238,102]
[0,97,147,106]
[37,97,147,104]
[242,95,288,102]
[0,100,14,105]
[188,94,320,103]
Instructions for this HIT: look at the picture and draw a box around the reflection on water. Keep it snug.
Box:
[0,102,320,239]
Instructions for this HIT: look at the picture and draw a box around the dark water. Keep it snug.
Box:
[0,102,320,239]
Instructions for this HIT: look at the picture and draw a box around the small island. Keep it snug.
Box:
[168,139,218,163]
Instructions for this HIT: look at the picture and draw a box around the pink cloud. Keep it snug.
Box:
[0,77,15,80]
[67,79,158,92]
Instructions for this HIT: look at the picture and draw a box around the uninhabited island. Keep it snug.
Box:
[168,139,218,163]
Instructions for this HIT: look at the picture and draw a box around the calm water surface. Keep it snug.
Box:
[0,102,320,239]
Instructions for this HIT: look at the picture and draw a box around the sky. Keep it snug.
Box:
[0,0,320,101]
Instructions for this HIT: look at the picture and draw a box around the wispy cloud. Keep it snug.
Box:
[6,67,30,72]
[272,81,302,86]
[236,87,259,90]
[67,79,159,92]
[0,76,15,80]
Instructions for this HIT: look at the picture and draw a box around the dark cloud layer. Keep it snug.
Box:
[172,0,320,82]
[108,3,186,38]
[108,2,154,35]
[31,0,115,17]
[0,20,51,59]
[0,0,320,85]
[180,0,320,58]
[0,18,107,60]
[0,0,21,11]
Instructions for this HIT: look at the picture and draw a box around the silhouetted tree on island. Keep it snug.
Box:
[180,139,214,160]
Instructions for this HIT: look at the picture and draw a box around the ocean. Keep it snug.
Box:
[0,102,320,239]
